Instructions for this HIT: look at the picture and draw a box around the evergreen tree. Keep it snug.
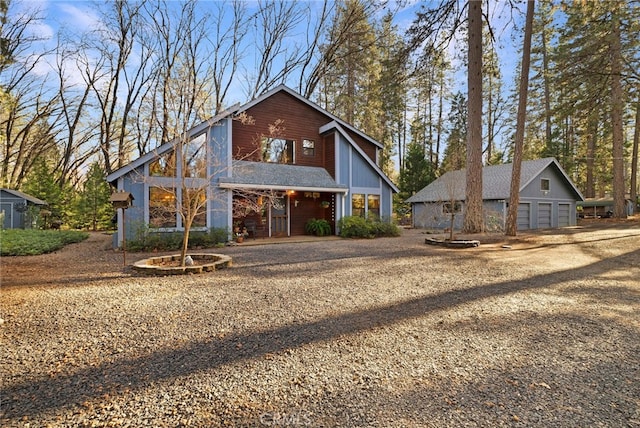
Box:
[440,92,467,173]
[22,157,64,228]
[75,162,113,231]
[399,141,435,201]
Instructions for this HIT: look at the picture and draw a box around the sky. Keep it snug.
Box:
[22,0,525,97]
[13,0,526,166]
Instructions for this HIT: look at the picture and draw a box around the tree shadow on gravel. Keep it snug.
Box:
[2,248,638,421]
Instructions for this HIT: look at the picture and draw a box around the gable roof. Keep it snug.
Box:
[320,121,399,193]
[1,188,47,205]
[406,158,584,203]
[239,85,384,150]
[218,161,348,193]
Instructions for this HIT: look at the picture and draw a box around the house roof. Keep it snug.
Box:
[1,188,47,205]
[218,161,348,193]
[106,105,239,184]
[406,158,584,203]
[320,121,399,193]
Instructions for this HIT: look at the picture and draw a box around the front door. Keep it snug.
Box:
[270,197,288,236]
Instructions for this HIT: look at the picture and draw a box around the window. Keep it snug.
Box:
[302,139,315,156]
[184,133,207,178]
[149,151,176,177]
[367,194,380,219]
[149,187,176,228]
[183,188,206,228]
[541,178,550,192]
[262,137,294,164]
[352,194,365,217]
[443,201,462,214]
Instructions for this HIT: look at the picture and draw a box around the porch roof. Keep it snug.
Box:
[218,161,348,193]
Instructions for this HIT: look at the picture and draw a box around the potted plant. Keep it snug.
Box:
[305,218,331,236]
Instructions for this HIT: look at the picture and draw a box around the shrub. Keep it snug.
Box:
[127,225,229,252]
[0,229,88,256]
[337,216,400,239]
[304,218,332,236]
[338,216,372,238]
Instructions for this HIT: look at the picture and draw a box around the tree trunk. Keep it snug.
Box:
[610,5,626,219]
[463,0,484,234]
[585,113,597,198]
[631,97,639,214]
[505,0,534,236]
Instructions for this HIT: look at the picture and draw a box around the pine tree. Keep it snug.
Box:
[76,162,113,231]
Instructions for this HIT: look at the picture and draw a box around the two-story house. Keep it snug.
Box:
[106,85,398,246]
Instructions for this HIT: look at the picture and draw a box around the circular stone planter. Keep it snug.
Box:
[425,237,480,248]
[132,253,232,275]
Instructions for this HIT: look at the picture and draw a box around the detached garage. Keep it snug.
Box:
[406,158,584,231]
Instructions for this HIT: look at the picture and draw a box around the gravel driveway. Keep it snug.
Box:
[1,224,639,427]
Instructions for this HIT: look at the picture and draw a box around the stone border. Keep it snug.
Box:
[132,253,232,275]
[425,238,480,248]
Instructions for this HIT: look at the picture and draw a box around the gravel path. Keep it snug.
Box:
[1,224,639,427]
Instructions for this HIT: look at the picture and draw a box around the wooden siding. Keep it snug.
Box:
[232,91,378,169]
[289,192,335,236]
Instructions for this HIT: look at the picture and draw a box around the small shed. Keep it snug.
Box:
[577,197,634,218]
[0,188,47,229]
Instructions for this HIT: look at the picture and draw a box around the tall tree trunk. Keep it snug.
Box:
[610,5,626,219]
[463,0,484,233]
[631,97,639,214]
[505,0,535,236]
[585,113,597,198]
[541,25,552,150]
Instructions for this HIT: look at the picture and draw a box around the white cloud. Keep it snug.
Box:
[55,2,103,33]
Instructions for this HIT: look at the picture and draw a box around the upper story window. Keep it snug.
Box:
[302,139,315,156]
[262,137,294,164]
[184,133,207,178]
[541,178,550,192]
[149,151,176,177]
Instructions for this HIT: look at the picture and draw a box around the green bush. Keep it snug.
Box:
[127,226,229,252]
[337,216,400,239]
[0,229,89,256]
[304,218,332,236]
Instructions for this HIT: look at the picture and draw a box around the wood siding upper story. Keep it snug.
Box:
[231,91,378,174]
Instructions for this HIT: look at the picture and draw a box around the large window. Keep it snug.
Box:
[367,194,380,219]
[352,193,381,218]
[352,194,365,217]
[149,151,176,177]
[183,188,206,227]
[262,137,294,164]
[149,187,176,228]
[184,133,207,178]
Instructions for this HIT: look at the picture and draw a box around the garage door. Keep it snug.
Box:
[558,203,570,227]
[517,203,530,230]
[538,203,552,229]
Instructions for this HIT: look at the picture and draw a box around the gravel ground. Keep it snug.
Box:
[1,223,639,427]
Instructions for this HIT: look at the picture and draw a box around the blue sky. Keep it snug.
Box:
[23,0,524,98]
